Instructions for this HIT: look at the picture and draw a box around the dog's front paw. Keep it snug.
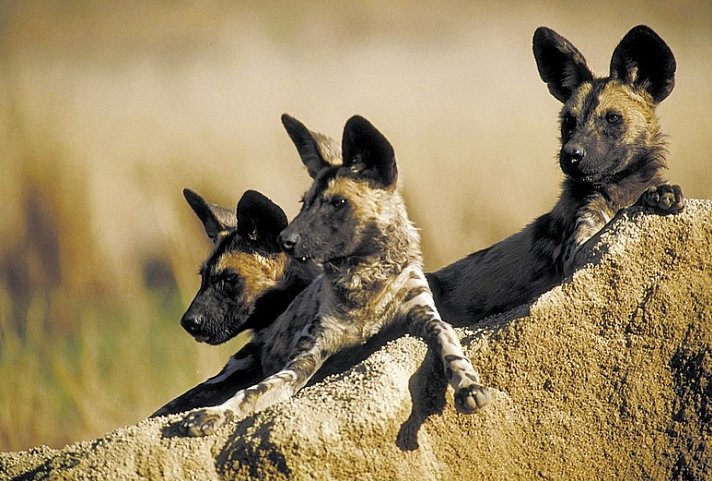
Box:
[636,184,685,215]
[180,408,234,437]
[454,383,492,414]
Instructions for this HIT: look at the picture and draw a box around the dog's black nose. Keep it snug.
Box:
[278,231,299,254]
[181,313,203,336]
[564,144,586,163]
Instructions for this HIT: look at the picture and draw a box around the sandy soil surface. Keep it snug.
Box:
[3,200,710,481]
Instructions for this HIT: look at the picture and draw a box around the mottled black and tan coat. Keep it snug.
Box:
[152,120,344,417]
[151,188,320,417]
[428,25,685,325]
[178,115,490,436]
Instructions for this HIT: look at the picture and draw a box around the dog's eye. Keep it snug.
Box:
[216,274,239,292]
[224,274,241,288]
[605,112,621,124]
[329,196,348,209]
[561,114,576,136]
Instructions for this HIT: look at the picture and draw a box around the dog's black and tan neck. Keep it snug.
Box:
[321,195,422,309]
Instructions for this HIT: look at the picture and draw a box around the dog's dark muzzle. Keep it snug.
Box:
[181,311,209,342]
[278,230,300,256]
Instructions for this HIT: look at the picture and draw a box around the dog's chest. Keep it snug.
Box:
[255,267,418,375]
[322,266,418,342]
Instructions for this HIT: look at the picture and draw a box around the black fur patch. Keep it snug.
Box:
[240,280,312,334]
[577,81,606,125]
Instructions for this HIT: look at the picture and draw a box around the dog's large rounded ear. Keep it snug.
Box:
[610,25,675,103]
[183,188,237,243]
[342,115,397,190]
[281,114,337,179]
[533,27,594,103]
[236,190,288,252]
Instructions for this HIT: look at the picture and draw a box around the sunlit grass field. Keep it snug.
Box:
[1,1,711,451]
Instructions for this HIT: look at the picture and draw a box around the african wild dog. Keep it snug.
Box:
[152,117,342,417]
[151,188,320,417]
[178,115,491,436]
[428,25,685,326]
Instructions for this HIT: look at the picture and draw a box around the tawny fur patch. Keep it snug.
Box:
[215,252,287,305]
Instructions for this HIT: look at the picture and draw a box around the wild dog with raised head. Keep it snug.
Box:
[428,25,685,325]
[152,188,320,417]
[178,115,491,436]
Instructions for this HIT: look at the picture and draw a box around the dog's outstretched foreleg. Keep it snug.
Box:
[179,331,329,436]
[403,274,491,413]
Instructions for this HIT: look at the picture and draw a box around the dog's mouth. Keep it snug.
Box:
[194,334,237,346]
[569,173,596,184]
[297,254,343,266]
[562,154,623,185]
[562,161,600,184]
[288,248,352,267]
[568,169,613,186]
[288,250,316,264]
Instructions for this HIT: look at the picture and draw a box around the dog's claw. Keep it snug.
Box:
[636,184,685,215]
[455,384,492,414]
[180,408,234,437]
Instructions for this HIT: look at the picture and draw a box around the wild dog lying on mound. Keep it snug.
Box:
[178,115,491,436]
[151,188,320,417]
[152,117,341,417]
[428,25,685,326]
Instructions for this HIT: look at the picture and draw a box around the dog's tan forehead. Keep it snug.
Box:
[568,81,650,117]
[324,176,368,199]
[568,82,593,115]
[302,175,378,220]
[215,251,285,279]
[595,81,650,114]
[214,250,286,302]
[215,251,260,273]
[305,174,365,203]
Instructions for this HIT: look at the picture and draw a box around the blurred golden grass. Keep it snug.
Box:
[0,115,242,450]
[1,1,711,450]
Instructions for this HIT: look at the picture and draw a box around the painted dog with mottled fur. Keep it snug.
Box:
[178,115,490,436]
[151,118,341,418]
[428,25,685,325]
[151,188,320,417]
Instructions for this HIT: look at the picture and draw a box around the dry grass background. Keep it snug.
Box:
[0,1,710,451]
